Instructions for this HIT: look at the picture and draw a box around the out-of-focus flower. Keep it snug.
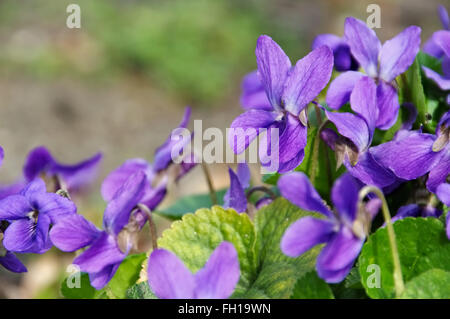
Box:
[101,107,196,210]
[230,35,333,173]
[50,171,147,289]
[422,30,450,104]
[279,172,381,283]
[148,241,240,299]
[24,146,102,193]
[0,178,76,254]
[326,17,421,130]
[390,204,442,224]
[423,5,449,58]
[372,111,450,193]
[312,33,359,72]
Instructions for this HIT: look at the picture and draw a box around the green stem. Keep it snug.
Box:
[359,186,405,297]
[201,163,217,205]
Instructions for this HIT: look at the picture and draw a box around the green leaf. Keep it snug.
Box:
[398,56,427,128]
[61,272,104,299]
[158,205,257,290]
[157,199,321,298]
[417,51,442,73]
[126,282,157,299]
[155,189,227,219]
[290,271,334,299]
[400,269,450,299]
[107,253,147,299]
[359,217,450,299]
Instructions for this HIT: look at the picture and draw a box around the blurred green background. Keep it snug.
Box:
[0,0,444,298]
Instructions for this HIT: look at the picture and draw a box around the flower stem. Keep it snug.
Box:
[201,163,217,205]
[137,204,158,251]
[359,186,405,297]
[245,186,277,201]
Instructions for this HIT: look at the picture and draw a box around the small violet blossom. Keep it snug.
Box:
[0,178,76,254]
[24,146,102,193]
[223,163,251,213]
[101,107,196,211]
[50,171,147,289]
[423,5,449,58]
[312,33,359,72]
[322,76,399,189]
[230,35,333,173]
[148,241,240,299]
[326,17,421,130]
[373,111,450,194]
[279,172,380,283]
[421,30,450,104]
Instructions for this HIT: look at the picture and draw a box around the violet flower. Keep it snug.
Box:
[148,241,240,299]
[279,172,380,283]
[230,35,333,173]
[422,30,450,104]
[326,17,421,130]
[223,163,250,213]
[0,250,27,273]
[322,76,398,189]
[423,5,449,58]
[24,146,102,193]
[240,71,272,111]
[101,107,196,210]
[312,33,359,72]
[372,111,450,193]
[390,204,442,224]
[0,178,76,254]
[50,171,147,289]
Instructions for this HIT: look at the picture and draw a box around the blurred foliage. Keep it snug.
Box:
[0,0,302,105]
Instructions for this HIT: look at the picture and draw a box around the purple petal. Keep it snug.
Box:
[281,217,335,257]
[439,5,450,30]
[331,173,360,223]
[0,146,3,167]
[435,30,450,57]
[236,163,251,189]
[278,172,333,217]
[195,242,240,299]
[3,217,51,254]
[223,168,247,213]
[240,71,272,111]
[398,102,418,132]
[103,171,147,236]
[422,66,450,90]
[276,149,306,173]
[23,146,54,181]
[0,179,26,201]
[229,110,278,154]
[345,149,398,189]
[427,155,450,193]
[32,192,77,223]
[278,114,308,164]
[282,45,334,115]
[312,34,343,51]
[153,107,192,172]
[326,71,365,109]
[21,178,47,200]
[325,110,370,152]
[334,44,359,72]
[423,36,444,58]
[365,198,382,220]
[74,232,125,274]
[379,26,421,82]
[375,82,400,130]
[0,252,27,273]
[0,195,31,220]
[52,152,102,192]
[447,214,450,240]
[350,76,378,137]
[391,204,420,224]
[316,226,364,283]
[148,249,196,299]
[436,183,450,206]
[255,35,292,108]
[50,214,101,252]
[101,158,152,202]
[373,132,442,180]
[89,263,120,290]
[344,17,381,77]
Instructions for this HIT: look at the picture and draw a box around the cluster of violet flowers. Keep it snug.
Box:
[0,8,448,300]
